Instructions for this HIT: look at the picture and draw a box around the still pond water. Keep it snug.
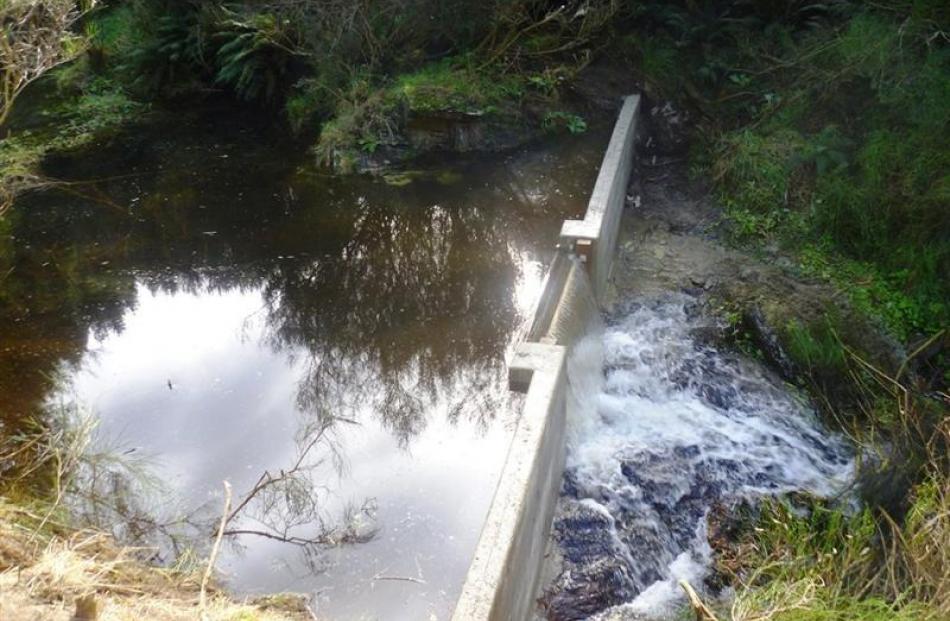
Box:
[0,108,606,619]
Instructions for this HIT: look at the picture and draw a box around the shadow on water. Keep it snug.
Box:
[0,104,608,619]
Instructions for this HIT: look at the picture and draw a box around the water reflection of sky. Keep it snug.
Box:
[3,108,607,619]
[65,284,514,619]
[70,287,297,497]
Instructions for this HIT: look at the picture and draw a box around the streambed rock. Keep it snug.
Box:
[540,500,638,621]
[539,295,854,619]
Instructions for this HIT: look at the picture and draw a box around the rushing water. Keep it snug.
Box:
[540,294,854,620]
[0,106,609,619]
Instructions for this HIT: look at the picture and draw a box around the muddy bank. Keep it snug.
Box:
[608,137,904,379]
[345,60,643,175]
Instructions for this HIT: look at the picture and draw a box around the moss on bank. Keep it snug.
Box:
[306,56,580,171]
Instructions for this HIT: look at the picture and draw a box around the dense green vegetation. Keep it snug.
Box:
[82,0,616,163]
[0,75,145,211]
[622,2,948,619]
[1,0,622,187]
[630,1,948,344]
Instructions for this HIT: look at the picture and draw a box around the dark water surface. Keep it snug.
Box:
[0,108,606,619]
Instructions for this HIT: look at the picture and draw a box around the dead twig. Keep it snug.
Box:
[199,481,232,620]
[372,573,426,585]
[679,580,720,621]
[224,429,325,527]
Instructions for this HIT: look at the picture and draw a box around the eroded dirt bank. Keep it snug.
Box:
[608,106,903,377]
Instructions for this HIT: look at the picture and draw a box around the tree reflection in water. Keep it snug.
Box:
[18,399,373,567]
[262,197,521,444]
[0,108,603,592]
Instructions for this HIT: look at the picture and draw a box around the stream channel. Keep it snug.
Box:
[2,104,860,621]
[0,106,608,620]
[538,296,854,620]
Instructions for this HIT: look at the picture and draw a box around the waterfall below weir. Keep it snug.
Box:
[541,294,855,620]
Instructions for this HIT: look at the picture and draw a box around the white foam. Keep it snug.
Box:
[553,295,854,618]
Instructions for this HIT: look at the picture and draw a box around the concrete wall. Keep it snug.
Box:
[451,95,640,621]
[451,341,567,621]
[560,95,640,298]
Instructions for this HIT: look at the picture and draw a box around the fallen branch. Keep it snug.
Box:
[224,429,326,527]
[200,480,232,620]
[219,527,334,547]
[679,580,720,621]
[372,574,426,585]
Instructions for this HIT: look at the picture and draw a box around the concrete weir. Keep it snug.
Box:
[452,95,641,621]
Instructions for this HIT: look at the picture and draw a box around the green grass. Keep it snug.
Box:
[673,5,946,345]
[391,57,528,115]
[797,245,946,342]
[298,54,534,149]
[309,55,573,168]
[309,74,400,170]
[782,319,847,382]
[728,472,948,621]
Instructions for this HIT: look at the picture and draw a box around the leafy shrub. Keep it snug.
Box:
[113,1,299,104]
[542,111,587,134]
[312,76,401,170]
[285,78,328,134]
[716,128,806,216]
[118,1,212,97]
[213,11,297,103]
[702,4,949,341]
